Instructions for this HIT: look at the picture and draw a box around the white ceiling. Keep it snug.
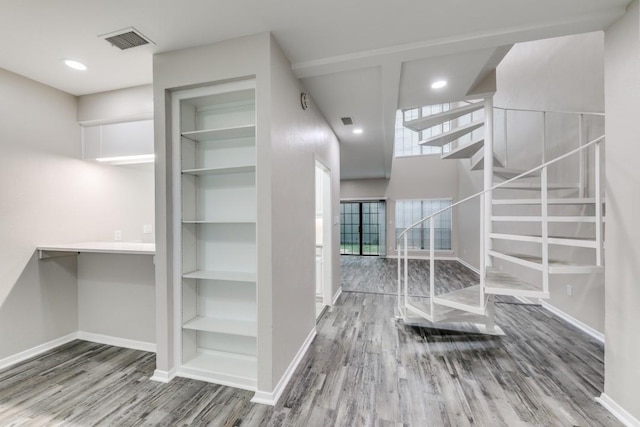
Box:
[0,0,629,179]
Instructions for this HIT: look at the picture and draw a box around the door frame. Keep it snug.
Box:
[315,160,333,308]
[339,200,384,256]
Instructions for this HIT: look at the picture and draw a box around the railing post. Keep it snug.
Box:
[541,165,550,294]
[595,140,603,266]
[403,234,408,309]
[480,193,485,307]
[429,217,435,312]
[397,242,402,316]
[484,96,494,269]
[504,109,508,168]
[578,114,586,198]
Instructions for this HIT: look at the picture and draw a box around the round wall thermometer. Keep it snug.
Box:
[300,92,310,110]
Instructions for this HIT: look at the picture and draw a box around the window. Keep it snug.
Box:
[395,199,452,250]
[394,104,452,157]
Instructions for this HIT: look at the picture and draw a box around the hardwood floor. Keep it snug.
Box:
[0,257,619,426]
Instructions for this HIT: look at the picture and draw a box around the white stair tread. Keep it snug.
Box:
[492,197,599,205]
[433,285,484,313]
[492,215,597,223]
[471,153,504,170]
[406,299,461,319]
[183,270,256,282]
[484,268,549,299]
[441,138,484,160]
[488,251,603,274]
[183,218,256,224]
[490,233,597,248]
[419,121,484,147]
[404,102,484,132]
[485,268,541,292]
[493,167,541,180]
[496,182,578,191]
[183,316,257,337]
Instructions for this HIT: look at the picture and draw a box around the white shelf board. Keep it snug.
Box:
[179,351,257,390]
[183,270,256,282]
[38,241,155,256]
[183,316,257,337]
[182,164,255,176]
[182,219,256,224]
[181,125,255,142]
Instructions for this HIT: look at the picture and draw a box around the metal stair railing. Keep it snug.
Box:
[396,134,605,319]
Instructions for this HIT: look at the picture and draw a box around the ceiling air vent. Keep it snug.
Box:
[341,117,354,126]
[100,27,154,50]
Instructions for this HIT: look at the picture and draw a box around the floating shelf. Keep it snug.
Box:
[183,316,257,337]
[183,270,256,283]
[181,125,255,142]
[181,165,255,176]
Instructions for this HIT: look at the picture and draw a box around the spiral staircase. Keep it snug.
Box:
[396,98,605,334]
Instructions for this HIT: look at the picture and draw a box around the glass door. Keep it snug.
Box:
[340,201,385,256]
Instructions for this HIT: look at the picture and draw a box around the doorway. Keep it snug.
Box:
[315,161,332,319]
[340,201,386,256]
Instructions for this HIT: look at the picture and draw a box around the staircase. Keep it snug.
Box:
[397,98,605,334]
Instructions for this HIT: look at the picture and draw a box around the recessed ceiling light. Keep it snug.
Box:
[353,128,364,134]
[431,80,447,89]
[62,58,87,71]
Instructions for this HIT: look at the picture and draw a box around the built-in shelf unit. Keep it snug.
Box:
[172,79,257,390]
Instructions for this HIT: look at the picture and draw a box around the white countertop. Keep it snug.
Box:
[37,241,155,255]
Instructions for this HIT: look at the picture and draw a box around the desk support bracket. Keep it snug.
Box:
[38,250,80,260]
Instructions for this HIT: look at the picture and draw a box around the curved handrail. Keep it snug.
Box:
[494,105,605,117]
[396,134,605,241]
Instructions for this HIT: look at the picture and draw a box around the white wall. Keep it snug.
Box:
[269,34,341,385]
[341,154,459,258]
[153,32,340,395]
[78,253,155,345]
[456,32,607,333]
[0,69,156,360]
[77,84,153,124]
[603,0,640,420]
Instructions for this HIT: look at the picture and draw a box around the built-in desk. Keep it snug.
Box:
[37,241,156,352]
[37,242,155,258]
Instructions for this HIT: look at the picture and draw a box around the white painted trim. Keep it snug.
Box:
[513,296,535,304]
[251,328,317,406]
[77,331,157,353]
[340,197,388,201]
[332,287,343,305]
[596,393,640,427]
[150,368,176,383]
[538,300,604,343]
[0,332,79,371]
[78,113,153,126]
[456,257,480,274]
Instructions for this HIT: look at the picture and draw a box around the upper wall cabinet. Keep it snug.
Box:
[82,119,154,165]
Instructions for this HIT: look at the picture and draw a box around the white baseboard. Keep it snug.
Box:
[77,331,157,353]
[251,327,317,406]
[332,287,342,305]
[0,332,79,371]
[455,257,480,274]
[150,368,177,383]
[596,393,640,427]
[538,300,604,343]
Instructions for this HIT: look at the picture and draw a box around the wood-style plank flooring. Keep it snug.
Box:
[0,257,619,426]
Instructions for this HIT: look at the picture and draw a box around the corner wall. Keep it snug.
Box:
[0,69,155,360]
[603,0,640,421]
